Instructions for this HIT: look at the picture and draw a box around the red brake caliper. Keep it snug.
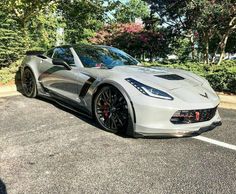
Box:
[103,102,110,119]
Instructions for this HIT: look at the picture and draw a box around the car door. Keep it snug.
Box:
[40,47,80,102]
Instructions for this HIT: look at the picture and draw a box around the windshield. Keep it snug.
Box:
[74,45,139,68]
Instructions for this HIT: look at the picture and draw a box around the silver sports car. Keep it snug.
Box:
[21,44,222,137]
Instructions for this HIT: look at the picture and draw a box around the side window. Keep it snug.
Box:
[76,48,100,68]
[53,47,75,66]
[46,49,54,58]
[79,55,97,68]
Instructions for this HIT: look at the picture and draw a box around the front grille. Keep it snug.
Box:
[170,107,217,124]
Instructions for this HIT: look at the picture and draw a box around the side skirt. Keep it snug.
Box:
[38,90,93,119]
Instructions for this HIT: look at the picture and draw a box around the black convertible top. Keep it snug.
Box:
[25,50,45,56]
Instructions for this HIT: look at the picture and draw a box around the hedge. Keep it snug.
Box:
[0,60,21,84]
[143,60,236,94]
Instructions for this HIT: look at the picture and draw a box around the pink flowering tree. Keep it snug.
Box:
[89,23,169,61]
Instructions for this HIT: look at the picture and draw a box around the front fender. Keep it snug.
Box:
[85,79,136,136]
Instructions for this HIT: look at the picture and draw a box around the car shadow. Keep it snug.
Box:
[35,96,209,140]
[35,96,98,127]
[14,73,132,138]
[20,97,203,139]
[0,178,7,194]
[35,96,133,138]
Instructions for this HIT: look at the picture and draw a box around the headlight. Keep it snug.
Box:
[125,78,173,100]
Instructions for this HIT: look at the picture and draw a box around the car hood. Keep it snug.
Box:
[110,66,219,103]
[81,65,219,103]
[110,66,204,91]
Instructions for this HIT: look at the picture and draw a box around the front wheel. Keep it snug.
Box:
[94,86,129,134]
[22,68,37,98]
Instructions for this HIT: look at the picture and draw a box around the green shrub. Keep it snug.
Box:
[143,61,236,94]
[0,59,21,84]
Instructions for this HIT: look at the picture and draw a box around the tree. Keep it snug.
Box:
[226,32,236,54]
[58,0,110,44]
[0,0,59,68]
[0,10,23,68]
[187,0,236,64]
[214,0,236,64]
[145,0,236,65]
[144,0,201,61]
[112,0,150,23]
[90,23,169,60]
[1,0,56,49]
[28,5,59,49]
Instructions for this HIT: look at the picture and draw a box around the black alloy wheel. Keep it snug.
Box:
[22,68,37,98]
[94,86,129,133]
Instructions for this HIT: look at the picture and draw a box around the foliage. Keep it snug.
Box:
[226,31,236,53]
[143,60,236,93]
[112,0,150,23]
[90,23,170,59]
[0,10,24,68]
[28,6,59,50]
[1,0,55,48]
[0,60,22,84]
[171,38,193,62]
[145,0,236,64]
[0,0,59,69]
[89,23,143,45]
[58,0,108,44]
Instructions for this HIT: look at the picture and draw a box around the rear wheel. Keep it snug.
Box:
[94,86,129,134]
[22,68,37,98]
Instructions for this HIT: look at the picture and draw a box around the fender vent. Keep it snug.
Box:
[155,74,185,80]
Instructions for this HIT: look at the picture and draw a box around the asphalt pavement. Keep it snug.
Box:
[0,95,236,194]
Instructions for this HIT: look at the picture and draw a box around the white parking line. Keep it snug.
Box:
[192,136,236,151]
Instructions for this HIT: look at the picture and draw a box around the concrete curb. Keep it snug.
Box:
[0,85,21,97]
[0,85,17,92]
[0,84,236,110]
[218,94,236,110]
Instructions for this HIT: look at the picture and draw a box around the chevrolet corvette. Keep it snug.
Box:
[21,44,222,137]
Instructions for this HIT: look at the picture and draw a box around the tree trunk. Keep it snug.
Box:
[205,40,209,65]
[217,17,236,65]
[190,34,195,60]
[203,32,209,65]
[211,44,220,63]
[217,32,230,65]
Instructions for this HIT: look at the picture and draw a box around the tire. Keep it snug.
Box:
[94,86,129,134]
[22,68,37,98]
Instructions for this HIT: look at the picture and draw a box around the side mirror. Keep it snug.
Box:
[52,58,72,70]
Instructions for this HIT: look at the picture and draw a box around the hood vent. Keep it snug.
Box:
[155,74,185,80]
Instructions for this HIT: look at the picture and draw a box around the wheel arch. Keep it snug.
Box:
[21,56,41,80]
[21,65,39,97]
[21,63,44,95]
[91,81,136,136]
[21,64,38,82]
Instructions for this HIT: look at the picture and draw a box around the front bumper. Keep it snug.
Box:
[134,121,222,137]
[131,94,221,137]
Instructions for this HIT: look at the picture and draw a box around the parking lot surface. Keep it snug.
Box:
[0,95,236,194]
